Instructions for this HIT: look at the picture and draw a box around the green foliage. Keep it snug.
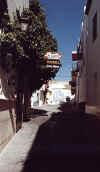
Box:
[0,0,60,95]
[0,32,24,71]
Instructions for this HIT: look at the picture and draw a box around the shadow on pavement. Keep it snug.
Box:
[31,108,48,117]
[21,103,100,171]
[23,108,48,121]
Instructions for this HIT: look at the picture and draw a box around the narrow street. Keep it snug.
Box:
[1,0,100,171]
[0,103,100,171]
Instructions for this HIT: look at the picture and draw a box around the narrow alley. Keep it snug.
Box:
[0,103,100,171]
[1,0,100,171]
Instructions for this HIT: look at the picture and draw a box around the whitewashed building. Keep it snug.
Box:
[85,0,100,115]
[5,0,29,21]
[45,80,74,105]
[72,0,100,115]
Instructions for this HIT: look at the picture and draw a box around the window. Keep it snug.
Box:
[93,12,97,42]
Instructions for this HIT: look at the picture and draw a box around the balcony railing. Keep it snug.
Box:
[77,41,83,60]
[71,64,79,78]
[72,63,79,72]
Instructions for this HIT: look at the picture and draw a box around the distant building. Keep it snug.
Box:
[45,80,74,105]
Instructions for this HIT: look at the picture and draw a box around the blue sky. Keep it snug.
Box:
[39,0,86,81]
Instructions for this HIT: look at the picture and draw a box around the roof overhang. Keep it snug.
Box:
[85,0,92,15]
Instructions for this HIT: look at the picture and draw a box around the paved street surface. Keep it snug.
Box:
[0,103,100,171]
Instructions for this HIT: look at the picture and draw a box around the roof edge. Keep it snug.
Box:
[85,0,92,15]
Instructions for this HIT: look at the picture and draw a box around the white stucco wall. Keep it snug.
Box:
[85,0,100,114]
[46,81,74,105]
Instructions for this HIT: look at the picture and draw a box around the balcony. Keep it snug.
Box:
[72,51,78,61]
[71,70,77,77]
[71,63,79,78]
[69,81,76,87]
[77,41,83,60]
[72,63,79,72]
[72,51,83,61]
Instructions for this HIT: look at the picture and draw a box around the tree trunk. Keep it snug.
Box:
[23,89,32,121]
[9,99,16,133]
[16,91,23,131]
[15,70,23,131]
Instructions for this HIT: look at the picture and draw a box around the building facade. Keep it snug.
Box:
[0,0,29,21]
[85,0,100,114]
[7,0,29,20]
[71,0,100,115]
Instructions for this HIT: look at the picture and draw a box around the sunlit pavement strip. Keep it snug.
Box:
[0,105,60,172]
[0,122,39,172]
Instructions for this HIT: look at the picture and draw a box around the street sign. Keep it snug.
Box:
[46,59,61,65]
[44,52,62,60]
[46,59,61,69]
[46,65,60,69]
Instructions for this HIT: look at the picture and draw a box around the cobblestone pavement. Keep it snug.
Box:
[0,103,100,171]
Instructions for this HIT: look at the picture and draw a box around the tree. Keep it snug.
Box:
[0,0,61,130]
